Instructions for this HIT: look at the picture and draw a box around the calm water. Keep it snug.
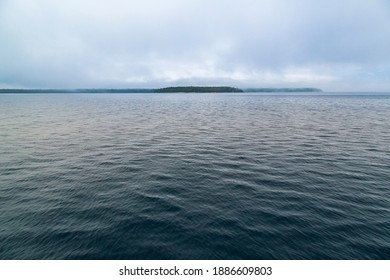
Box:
[0,92,389,259]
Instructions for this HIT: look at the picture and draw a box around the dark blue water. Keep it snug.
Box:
[1,92,389,259]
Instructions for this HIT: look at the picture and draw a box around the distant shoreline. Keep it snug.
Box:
[0,86,323,93]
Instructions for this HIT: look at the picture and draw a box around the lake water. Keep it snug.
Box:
[0,92,389,259]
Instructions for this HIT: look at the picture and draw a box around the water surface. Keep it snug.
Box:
[0,92,389,259]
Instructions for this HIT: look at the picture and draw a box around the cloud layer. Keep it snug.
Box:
[1,0,390,90]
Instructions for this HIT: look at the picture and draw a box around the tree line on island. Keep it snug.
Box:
[154,86,243,93]
[0,86,322,93]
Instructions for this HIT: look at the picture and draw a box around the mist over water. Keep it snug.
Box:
[0,92,389,259]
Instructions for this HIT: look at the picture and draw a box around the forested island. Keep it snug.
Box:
[155,86,243,93]
[0,87,322,93]
[244,88,322,92]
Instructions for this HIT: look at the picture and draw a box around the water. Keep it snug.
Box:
[0,92,389,259]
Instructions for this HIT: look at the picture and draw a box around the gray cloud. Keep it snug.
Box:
[1,0,390,90]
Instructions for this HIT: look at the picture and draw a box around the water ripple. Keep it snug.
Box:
[1,93,390,259]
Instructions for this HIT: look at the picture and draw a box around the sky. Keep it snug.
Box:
[1,0,390,91]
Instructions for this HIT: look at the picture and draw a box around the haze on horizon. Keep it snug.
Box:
[1,0,390,91]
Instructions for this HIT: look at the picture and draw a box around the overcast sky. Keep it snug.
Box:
[1,0,390,91]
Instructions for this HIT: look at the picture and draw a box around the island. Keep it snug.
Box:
[243,88,322,92]
[154,86,243,93]
[0,87,322,93]
[0,88,154,93]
